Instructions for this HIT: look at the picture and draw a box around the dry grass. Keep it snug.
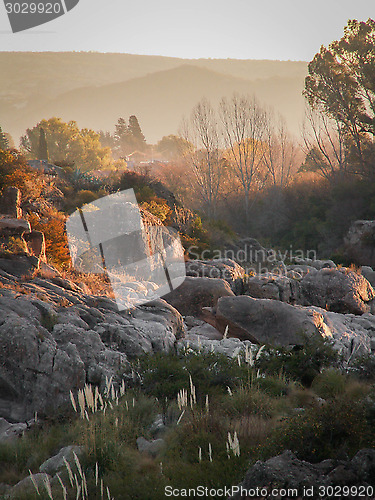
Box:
[231,415,275,447]
[62,270,114,298]
[337,263,362,275]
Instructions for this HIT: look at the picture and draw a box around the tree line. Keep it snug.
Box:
[0,18,374,259]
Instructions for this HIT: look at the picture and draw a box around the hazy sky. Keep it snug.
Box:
[0,0,374,60]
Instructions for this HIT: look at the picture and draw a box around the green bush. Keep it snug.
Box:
[132,350,246,416]
[162,412,249,491]
[255,335,340,386]
[262,398,374,463]
[220,387,276,419]
[254,376,290,397]
[311,368,347,399]
[350,354,375,382]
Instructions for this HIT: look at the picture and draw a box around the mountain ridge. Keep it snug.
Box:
[0,52,308,144]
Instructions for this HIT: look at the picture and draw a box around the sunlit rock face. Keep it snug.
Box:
[202,295,372,358]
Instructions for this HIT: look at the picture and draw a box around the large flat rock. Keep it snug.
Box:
[202,295,371,357]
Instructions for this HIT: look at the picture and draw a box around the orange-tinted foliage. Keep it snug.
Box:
[28,210,71,269]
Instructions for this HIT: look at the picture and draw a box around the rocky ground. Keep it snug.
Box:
[2,250,375,425]
[229,449,375,500]
[2,185,375,498]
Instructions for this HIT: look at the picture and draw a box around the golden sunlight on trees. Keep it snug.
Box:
[301,107,348,181]
[21,117,112,171]
[0,149,41,197]
[220,94,270,223]
[156,134,192,160]
[172,94,300,224]
[181,99,225,219]
[304,18,375,176]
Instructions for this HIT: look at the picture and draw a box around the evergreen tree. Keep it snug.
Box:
[37,127,49,161]
[113,116,147,157]
[114,117,131,157]
[0,126,9,151]
[98,130,115,149]
[128,115,146,151]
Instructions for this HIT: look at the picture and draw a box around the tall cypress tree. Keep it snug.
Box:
[0,126,9,151]
[38,127,49,161]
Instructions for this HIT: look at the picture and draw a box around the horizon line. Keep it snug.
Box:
[0,49,308,63]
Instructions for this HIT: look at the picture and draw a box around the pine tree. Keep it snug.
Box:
[128,115,146,151]
[114,117,131,157]
[113,116,147,157]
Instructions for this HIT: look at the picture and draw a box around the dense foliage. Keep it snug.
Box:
[20,118,112,172]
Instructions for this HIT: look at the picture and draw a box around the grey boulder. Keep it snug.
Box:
[163,276,234,317]
[300,267,375,315]
[39,445,83,475]
[185,258,245,287]
[202,295,371,357]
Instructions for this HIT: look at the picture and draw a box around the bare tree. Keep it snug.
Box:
[219,94,269,224]
[301,106,348,181]
[181,99,224,218]
[264,114,299,188]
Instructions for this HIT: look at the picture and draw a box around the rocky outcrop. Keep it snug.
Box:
[5,473,50,499]
[178,333,254,358]
[361,266,375,288]
[39,445,83,475]
[163,276,234,317]
[203,296,325,345]
[229,449,375,499]
[0,218,30,233]
[239,266,375,316]
[184,317,223,340]
[224,237,286,274]
[0,418,29,443]
[22,230,46,262]
[0,187,49,274]
[202,296,372,357]
[0,187,22,218]
[291,257,336,271]
[239,274,302,304]
[185,259,245,288]
[299,268,375,315]
[0,259,184,422]
[344,220,375,267]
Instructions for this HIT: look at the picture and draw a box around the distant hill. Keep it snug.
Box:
[0,52,308,144]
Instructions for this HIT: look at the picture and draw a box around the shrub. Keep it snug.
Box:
[141,199,172,223]
[255,335,340,386]
[311,368,347,399]
[132,350,247,416]
[262,398,374,463]
[254,375,290,397]
[350,354,375,382]
[162,412,249,491]
[220,387,276,419]
[0,148,43,197]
